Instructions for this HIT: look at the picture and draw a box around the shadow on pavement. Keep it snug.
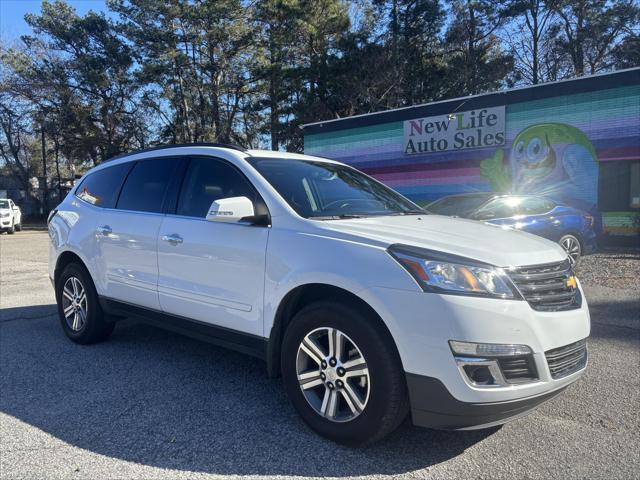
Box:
[0,305,494,476]
[586,295,640,342]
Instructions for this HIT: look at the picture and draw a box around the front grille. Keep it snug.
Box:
[498,355,538,384]
[508,259,581,312]
[545,339,587,379]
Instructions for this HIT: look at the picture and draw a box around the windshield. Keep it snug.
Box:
[427,194,492,217]
[248,158,424,219]
[0,200,9,209]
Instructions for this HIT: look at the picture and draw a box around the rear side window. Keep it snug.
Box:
[116,157,178,213]
[75,163,131,208]
[519,197,555,215]
[428,195,492,217]
[474,198,518,219]
[177,157,257,218]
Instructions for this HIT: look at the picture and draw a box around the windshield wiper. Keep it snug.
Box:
[308,214,365,220]
[386,210,428,216]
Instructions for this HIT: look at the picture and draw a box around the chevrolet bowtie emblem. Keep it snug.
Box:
[566,275,577,289]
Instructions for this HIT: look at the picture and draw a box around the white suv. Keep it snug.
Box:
[48,144,590,445]
[0,198,22,234]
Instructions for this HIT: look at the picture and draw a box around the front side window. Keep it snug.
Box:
[248,158,422,219]
[177,157,258,218]
[75,163,131,208]
[116,157,177,213]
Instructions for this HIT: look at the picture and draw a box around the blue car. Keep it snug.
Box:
[426,193,597,265]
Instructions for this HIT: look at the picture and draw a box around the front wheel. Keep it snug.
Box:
[281,301,408,445]
[14,222,21,232]
[559,234,582,266]
[7,221,14,234]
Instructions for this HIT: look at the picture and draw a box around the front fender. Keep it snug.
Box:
[263,228,419,338]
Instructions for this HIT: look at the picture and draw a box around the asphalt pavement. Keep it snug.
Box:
[1,231,638,479]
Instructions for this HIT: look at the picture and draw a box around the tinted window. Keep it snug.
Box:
[519,196,555,215]
[0,200,9,208]
[177,157,257,218]
[428,195,493,217]
[473,198,519,220]
[248,158,422,218]
[75,163,131,208]
[117,158,177,213]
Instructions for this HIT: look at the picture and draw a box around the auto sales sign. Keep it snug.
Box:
[403,106,505,154]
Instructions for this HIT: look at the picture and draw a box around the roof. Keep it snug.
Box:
[105,143,246,162]
[302,67,640,135]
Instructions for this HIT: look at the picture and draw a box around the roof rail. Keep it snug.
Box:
[104,142,248,162]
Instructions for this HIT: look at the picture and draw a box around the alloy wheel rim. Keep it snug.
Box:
[296,327,370,422]
[561,237,581,265]
[61,276,88,332]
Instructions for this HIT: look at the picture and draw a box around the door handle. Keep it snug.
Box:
[161,234,183,246]
[97,225,112,236]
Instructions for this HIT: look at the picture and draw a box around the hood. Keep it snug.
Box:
[318,214,567,267]
[0,208,11,214]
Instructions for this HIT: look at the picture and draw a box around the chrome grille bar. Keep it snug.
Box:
[545,339,587,379]
[507,259,581,312]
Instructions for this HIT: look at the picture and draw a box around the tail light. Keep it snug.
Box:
[47,209,58,225]
[583,214,594,228]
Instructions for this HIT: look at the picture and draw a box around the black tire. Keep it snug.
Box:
[7,222,14,234]
[15,222,21,232]
[559,234,582,266]
[281,300,408,446]
[55,262,115,344]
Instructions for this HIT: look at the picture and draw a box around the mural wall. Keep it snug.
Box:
[304,84,640,235]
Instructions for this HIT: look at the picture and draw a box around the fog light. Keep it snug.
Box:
[463,365,495,385]
[449,340,532,357]
[454,356,505,386]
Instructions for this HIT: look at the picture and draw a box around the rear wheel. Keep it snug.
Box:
[56,263,114,344]
[559,234,582,266]
[14,222,21,232]
[281,301,408,445]
[7,221,14,234]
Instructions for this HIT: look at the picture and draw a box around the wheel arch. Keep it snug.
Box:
[54,250,89,288]
[266,283,401,378]
[559,231,584,250]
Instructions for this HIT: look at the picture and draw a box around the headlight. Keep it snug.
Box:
[388,244,521,299]
[0,212,10,218]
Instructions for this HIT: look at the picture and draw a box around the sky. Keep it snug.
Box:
[0,0,108,42]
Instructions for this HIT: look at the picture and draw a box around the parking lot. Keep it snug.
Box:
[0,231,638,479]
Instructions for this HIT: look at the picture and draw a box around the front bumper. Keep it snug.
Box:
[358,283,590,409]
[406,373,568,429]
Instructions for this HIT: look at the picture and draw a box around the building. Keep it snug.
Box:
[303,68,640,240]
[0,174,73,218]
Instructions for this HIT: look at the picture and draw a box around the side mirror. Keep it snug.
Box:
[206,196,255,223]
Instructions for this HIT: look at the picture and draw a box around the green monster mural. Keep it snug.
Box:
[480,123,599,211]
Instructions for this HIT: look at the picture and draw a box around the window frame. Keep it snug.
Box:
[167,155,271,225]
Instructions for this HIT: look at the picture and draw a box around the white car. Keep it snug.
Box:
[0,198,22,234]
[48,144,590,445]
